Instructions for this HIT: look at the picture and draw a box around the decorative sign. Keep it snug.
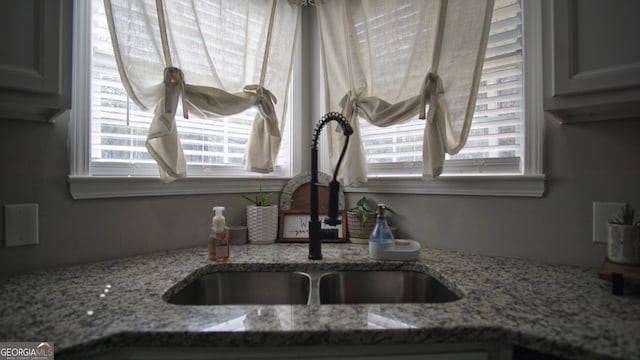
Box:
[279,171,345,211]
[279,210,347,242]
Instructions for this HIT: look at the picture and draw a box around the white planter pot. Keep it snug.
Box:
[246,205,279,244]
[607,224,640,265]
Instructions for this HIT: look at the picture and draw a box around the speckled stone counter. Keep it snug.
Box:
[0,244,638,359]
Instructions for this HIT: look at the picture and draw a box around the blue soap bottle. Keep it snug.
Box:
[369,203,422,261]
[369,204,394,244]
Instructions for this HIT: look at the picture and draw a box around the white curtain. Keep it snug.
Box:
[104,0,299,182]
[316,0,494,186]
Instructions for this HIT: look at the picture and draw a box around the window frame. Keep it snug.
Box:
[68,1,544,200]
[68,0,302,199]
[340,0,544,197]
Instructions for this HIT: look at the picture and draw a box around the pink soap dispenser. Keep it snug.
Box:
[208,206,229,262]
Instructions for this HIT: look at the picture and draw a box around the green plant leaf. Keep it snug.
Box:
[242,180,277,206]
[609,203,636,225]
[242,195,257,204]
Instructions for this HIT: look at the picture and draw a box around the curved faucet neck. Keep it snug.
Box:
[309,112,353,260]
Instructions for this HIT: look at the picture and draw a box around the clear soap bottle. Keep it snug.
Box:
[369,204,394,244]
[208,206,229,262]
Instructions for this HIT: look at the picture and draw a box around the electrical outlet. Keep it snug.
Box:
[4,204,39,247]
[592,202,625,244]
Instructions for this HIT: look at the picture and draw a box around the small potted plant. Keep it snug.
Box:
[347,196,394,244]
[607,203,640,265]
[242,183,279,244]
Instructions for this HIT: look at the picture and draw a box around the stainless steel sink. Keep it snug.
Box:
[164,269,461,305]
[318,271,461,304]
[165,271,311,305]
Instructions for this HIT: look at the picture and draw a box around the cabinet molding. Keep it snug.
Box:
[543,0,640,123]
[0,0,72,123]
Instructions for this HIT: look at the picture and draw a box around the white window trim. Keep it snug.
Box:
[69,1,544,200]
[343,0,545,197]
[68,175,291,200]
[345,174,544,197]
[68,0,303,200]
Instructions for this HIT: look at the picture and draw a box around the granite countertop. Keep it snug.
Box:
[0,244,639,359]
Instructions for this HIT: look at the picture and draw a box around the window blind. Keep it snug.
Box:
[361,0,523,176]
[90,0,288,177]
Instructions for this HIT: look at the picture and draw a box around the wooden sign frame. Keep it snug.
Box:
[279,209,347,243]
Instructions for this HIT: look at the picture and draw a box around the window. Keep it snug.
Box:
[361,0,525,177]
[70,0,543,199]
[84,0,293,178]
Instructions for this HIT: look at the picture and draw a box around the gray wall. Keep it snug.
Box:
[2,110,639,274]
[0,113,253,274]
[355,115,640,268]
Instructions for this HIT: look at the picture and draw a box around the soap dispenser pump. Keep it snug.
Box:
[209,206,229,262]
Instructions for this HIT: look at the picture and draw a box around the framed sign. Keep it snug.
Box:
[279,171,345,211]
[279,210,347,243]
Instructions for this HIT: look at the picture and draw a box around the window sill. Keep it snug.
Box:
[68,176,290,200]
[344,174,546,197]
[69,174,545,200]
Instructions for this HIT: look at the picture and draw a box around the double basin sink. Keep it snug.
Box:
[164,270,462,306]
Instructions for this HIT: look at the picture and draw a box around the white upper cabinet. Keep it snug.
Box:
[542,0,640,123]
[0,0,72,123]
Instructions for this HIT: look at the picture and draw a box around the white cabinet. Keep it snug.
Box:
[0,0,72,123]
[542,0,640,123]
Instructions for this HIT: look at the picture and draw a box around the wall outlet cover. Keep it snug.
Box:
[4,203,39,247]
[592,202,626,244]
